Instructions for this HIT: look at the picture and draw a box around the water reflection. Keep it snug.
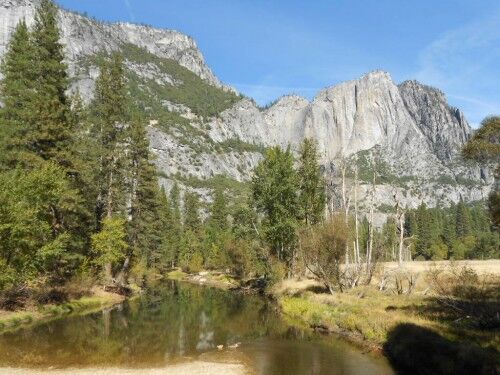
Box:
[0,281,393,374]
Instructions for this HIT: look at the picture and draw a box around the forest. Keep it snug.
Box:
[0,0,498,307]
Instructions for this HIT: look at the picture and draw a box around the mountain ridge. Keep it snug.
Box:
[0,0,494,219]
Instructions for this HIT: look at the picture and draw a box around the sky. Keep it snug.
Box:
[56,0,500,128]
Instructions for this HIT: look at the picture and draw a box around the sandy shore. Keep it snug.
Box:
[0,362,248,375]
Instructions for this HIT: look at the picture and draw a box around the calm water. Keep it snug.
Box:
[0,281,394,374]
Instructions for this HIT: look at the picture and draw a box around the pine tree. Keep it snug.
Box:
[158,187,176,268]
[126,116,162,273]
[179,191,204,271]
[27,0,73,168]
[183,191,202,232]
[168,182,182,266]
[93,53,129,222]
[456,200,472,238]
[208,187,228,232]
[0,20,37,168]
[298,138,326,225]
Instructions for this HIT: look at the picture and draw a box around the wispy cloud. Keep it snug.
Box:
[415,11,500,125]
[124,0,136,22]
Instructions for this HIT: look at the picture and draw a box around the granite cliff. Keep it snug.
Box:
[0,0,493,218]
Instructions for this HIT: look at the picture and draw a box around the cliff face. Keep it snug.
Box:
[0,0,493,214]
[0,0,228,90]
[204,71,491,214]
[398,80,472,161]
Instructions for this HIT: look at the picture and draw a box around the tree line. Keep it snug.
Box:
[0,0,165,293]
[0,0,497,299]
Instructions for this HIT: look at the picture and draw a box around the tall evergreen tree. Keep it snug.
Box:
[28,0,73,168]
[167,182,182,266]
[126,116,162,273]
[0,20,37,168]
[93,53,129,222]
[158,187,176,268]
[208,187,228,232]
[298,138,326,225]
[183,191,202,232]
[456,200,472,238]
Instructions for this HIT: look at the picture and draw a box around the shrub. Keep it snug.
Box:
[299,214,348,293]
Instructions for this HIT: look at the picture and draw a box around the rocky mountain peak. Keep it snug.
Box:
[0,0,229,90]
[398,79,472,161]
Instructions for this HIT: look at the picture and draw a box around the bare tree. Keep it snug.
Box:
[339,159,353,266]
[353,163,361,265]
[393,192,411,266]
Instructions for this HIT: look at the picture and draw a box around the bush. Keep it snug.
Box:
[91,217,128,282]
[0,284,31,311]
[186,251,204,274]
[299,215,348,293]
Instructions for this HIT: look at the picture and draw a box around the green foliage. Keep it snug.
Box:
[462,116,500,164]
[26,0,73,169]
[127,116,163,271]
[252,146,299,264]
[0,163,83,284]
[91,217,128,269]
[92,53,129,221]
[0,20,37,169]
[463,116,500,227]
[183,191,202,232]
[298,139,326,225]
[406,202,498,260]
[208,187,228,232]
[121,44,241,119]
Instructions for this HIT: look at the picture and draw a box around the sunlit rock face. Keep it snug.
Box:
[0,0,493,214]
[0,0,229,91]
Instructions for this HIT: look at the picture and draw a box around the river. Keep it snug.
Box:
[0,281,394,374]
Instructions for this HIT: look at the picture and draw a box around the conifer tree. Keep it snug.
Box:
[167,182,183,266]
[298,138,326,225]
[456,200,472,238]
[0,20,37,168]
[208,187,228,232]
[126,116,162,272]
[158,187,176,268]
[179,191,204,271]
[93,53,129,222]
[184,191,202,232]
[28,0,73,168]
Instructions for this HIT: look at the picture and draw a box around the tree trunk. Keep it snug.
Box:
[398,211,405,266]
[354,165,360,265]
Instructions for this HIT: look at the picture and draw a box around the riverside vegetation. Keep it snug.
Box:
[0,1,499,373]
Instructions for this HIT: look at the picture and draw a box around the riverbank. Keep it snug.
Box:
[272,269,500,373]
[0,361,249,375]
[0,287,127,333]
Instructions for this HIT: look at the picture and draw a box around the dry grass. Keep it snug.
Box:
[275,260,500,353]
[380,260,500,275]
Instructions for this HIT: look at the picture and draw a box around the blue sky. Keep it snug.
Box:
[57,0,500,127]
